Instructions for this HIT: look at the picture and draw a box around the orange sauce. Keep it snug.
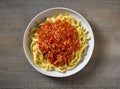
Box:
[38,20,80,66]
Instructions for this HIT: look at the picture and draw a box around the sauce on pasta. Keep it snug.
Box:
[37,20,80,66]
[30,13,90,72]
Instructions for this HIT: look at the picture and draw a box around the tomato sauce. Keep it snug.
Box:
[37,20,80,66]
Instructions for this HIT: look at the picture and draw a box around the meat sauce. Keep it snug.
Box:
[37,20,80,66]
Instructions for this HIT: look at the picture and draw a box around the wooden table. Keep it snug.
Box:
[0,0,120,88]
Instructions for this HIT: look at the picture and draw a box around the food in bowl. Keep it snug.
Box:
[29,13,90,72]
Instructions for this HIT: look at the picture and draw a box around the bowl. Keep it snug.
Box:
[23,7,94,77]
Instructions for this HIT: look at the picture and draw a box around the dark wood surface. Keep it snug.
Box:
[0,0,120,88]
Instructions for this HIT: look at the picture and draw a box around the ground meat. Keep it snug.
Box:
[37,20,80,66]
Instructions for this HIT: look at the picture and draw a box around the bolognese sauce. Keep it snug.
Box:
[37,20,80,66]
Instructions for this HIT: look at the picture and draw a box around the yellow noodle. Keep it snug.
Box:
[29,13,90,72]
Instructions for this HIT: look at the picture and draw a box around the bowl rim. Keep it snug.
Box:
[23,7,94,77]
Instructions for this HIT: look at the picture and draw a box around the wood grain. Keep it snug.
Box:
[0,0,120,88]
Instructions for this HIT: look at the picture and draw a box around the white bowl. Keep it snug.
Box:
[23,7,94,77]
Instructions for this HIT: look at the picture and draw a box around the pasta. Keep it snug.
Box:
[29,13,90,72]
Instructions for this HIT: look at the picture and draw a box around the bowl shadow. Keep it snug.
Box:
[47,21,105,87]
[72,21,106,85]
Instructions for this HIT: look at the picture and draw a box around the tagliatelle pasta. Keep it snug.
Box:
[29,13,90,72]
